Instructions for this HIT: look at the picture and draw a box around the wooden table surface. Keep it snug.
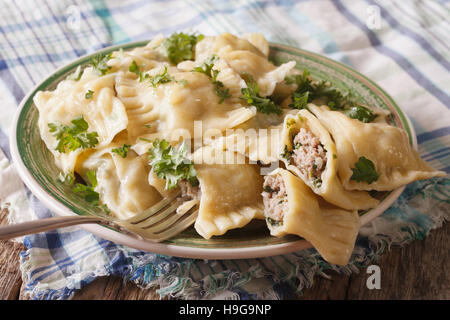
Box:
[1,208,448,300]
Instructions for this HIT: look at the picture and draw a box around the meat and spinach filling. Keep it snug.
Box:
[262,174,288,227]
[178,179,201,201]
[288,128,327,188]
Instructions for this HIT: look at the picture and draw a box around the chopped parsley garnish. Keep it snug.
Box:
[147,139,199,190]
[192,55,231,104]
[89,53,113,75]
[141,66,174,87]
[212,70,231,103]
[312,80,352,110]
[85,90,94,99]
[66,66,84,81]
[285,70,314,110]
[58,172,74,185]
[280,145,293,161]
[263,185,274,193]
[136,64,186,87]
[350,156,380,184]
[129,60,140,75]
[192,55,217,76]
[343,105,377,123]
[67,170,110,213]
[286,70,377,123]
[73,170,99,204]
[112,144,131,158]
[161,32,204,65]
[48,115,99,153]
[290,91,309,110]
[286,70,351,110]
[241,73,281,115]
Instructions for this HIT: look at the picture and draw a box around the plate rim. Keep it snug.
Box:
[10,40,413,260]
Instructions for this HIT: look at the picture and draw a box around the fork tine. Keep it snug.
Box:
[148,208,199,242]
[133,198,187,228]
[125,190,181,224]
[140,200,198,232]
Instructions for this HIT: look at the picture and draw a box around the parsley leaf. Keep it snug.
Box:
[343,105,377,123]
[350,156,380,184]
[66,66,84,81]
[161,32,204,65]
[290,91,309,110]
[129,60,140,75]
[58,172,74,185]
[285,70,352,110]
[213,80,231,103]
[192,55,231,103]
[48,115,99,153]
[112,144,131,158]
[89,53,113,75]
[85,90,94,99]
[286,70,352,110]
[285,70,314,91]
[71,170,110,213]
[211,69,231,103]
[241,73,281,115]
[142,66,174,87]
[192,55,217,76]
[286,70,377,123]
[73,170,99,204]
[147,139,199,190]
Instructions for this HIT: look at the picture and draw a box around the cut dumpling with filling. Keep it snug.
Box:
[146,146,265,239]
[280,109,379,210]
[191,147,265,239]
[308,104,446,191]
[262,168,360,266]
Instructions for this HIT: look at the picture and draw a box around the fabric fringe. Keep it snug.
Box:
[20,177,449,300]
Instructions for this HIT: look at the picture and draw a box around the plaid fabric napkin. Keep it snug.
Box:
[0,0,449,300]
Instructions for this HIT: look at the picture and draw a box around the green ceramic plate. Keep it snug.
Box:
[10,41,413,259]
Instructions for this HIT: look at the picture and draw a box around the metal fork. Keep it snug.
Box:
[0,191,199,241]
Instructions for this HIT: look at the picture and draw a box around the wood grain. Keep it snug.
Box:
[1,205,448,300]
[300,223,450,300]
[0,208,26,300]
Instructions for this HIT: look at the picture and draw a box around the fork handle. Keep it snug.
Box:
[0,215,104,240]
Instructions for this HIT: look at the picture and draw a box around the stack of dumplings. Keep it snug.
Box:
[34,32,445,266]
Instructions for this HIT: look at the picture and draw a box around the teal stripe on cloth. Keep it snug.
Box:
[89,0,131,44]
[0,0,448,300]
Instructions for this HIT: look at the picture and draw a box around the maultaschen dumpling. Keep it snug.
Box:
[262,168,360,266]
[308,104,445,191]
[279,109,379,210]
